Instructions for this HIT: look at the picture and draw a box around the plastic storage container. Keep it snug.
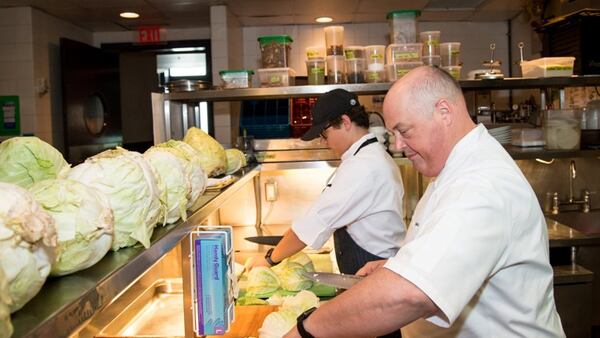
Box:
[386,43,423,63]
[365,45,386,69]
[387,10,420,44]
[324,26,344,56]
[543,109,583,150]
[346,58,366,83]
[344,46,365,60]
[420,31,441,56]
[305,46,325,60]
[219,70,254,89]
[257,67,296,87]
[257,35,293,68]
[306,58,326,85]
[520,57,575,78]
[386,61,423,81]
[422,55,441,66]
[441,66,461,80]
[440,42,461,66]
[327,55,345,84]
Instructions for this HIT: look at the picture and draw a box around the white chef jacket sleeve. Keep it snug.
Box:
[292,161,375,249]
[384,177,509,326]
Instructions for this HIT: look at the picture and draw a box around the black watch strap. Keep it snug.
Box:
[264,248,279,266]
[297,307,317,338]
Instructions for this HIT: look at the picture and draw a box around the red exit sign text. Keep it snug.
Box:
[138,26,161,43]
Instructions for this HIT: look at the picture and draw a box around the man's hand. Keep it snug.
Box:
[356,259,387,277]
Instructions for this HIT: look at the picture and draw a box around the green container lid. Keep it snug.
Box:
[257,35,293,45]
[219,69,254,75]
[386,10,421,20]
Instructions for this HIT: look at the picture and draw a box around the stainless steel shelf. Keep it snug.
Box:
[10,167,259,338]
[460,75,600,90]
[506,146,600,160]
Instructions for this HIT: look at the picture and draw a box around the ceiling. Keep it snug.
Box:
[0,0,526,32]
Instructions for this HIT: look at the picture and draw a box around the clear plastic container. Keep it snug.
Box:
[257,67,296,87]
[344,46,365,60]
[420,31,441,56]
[387,10,420,44]
[365,69,386,83]
[365,45,386,71]
[543,109,583,150]
[305,46,325,60]
[386,43,423,63]
[441,66,461,80]
[440,42,461,66]
[219,70,254,89]
[258,35,293,68]
[306,58,326,85]
[324,26,344,56]
[346,58,366,83]
[326,55,345,84]
[520,57,575,78]
[422,55,441,66]
[386,62,423,81]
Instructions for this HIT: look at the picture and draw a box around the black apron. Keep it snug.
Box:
[331,137,402,338]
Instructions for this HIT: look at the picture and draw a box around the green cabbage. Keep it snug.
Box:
[152,140,208,212]
[246,266,281,298]
[281,290,319,315]
[277,262,314,292]
[286,252,315,272]
[0,182,57,313]
[0,136,70,188]
[29,179,114,276]
[67,148,164,250]
[0,266,12,338]
[258,308,297,338]
[225,148,247,175]
[183,127,227,177]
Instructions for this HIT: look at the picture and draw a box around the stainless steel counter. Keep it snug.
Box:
[11,166,259,338]
[547,217,600,248]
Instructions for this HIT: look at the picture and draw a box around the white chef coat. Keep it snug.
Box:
[292,133,406,258]
[385,124,565,338]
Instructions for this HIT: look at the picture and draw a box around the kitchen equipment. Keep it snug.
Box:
[440,42,461,66]
[244,236,283,246]
[324,26,344,56]
[386,43,423,63]
[165,79,211,92]
[306,46,325,60]
[326,55,345,84]
[257,67,296,87]
[302,272,363,289]
[258,35,293,68]
[420,30,440,56]
[387,10,420,44]
[422,55,441,66]
[344,46,365,60]
[521,57,575,78]
[475,43,504,79]
[543,109,583,150]
[306,58,326,85]
[219,70,254,89]
[386,61,423,81]
[442,65,461,80]
[345,58,366,83]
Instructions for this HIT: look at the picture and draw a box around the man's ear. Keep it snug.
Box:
[341,114,352,129]
[436,99,452,126]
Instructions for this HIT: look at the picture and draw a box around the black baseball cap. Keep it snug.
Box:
[301,89,360,141]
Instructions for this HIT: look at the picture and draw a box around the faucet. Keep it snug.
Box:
[551,160,591,214]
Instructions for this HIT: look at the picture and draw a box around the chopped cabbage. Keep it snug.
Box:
[29,179,114,276]
[0,136,70,188]
[286,252,315,272]
[258,309,297,338]
[225,148,247,175]
[0,182,57,313]
[0,266,12,338]
[246,266,280,298]
[281,290,320,315]
[183,127,227,177]
[68,147,164,250]
[277,262,314,292]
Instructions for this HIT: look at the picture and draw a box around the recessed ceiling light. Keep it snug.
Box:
[120,12,140,19]
[316,16,333,23]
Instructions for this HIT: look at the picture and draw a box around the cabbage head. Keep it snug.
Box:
[286,252,315,272]
[246,266,280,298]
[0,136,70,188]
[153,140,207,211]
[68,148,164,250]
[29,179,114,276]
[281,290,319,315]
[277,262,313,292]
[258,308,297,338]
[225,148,247,175]
[183,127,227,177]
[0,182,56,313]
[0,266,13,338]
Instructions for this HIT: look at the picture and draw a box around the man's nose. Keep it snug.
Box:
[395,135,406,151]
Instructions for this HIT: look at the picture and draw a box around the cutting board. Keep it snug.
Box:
[206,305,277,338]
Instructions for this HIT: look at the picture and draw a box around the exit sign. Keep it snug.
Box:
[138,26,161,43]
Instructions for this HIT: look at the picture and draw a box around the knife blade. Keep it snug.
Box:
[244,236,283,246]
[302,271,363,289]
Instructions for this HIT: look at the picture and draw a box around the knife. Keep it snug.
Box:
[244,236,283,246]
[302,271,363,289]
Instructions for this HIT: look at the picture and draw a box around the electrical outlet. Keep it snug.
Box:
[265,180,278,202]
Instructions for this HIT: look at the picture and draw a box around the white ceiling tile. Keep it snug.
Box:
[356,0,427,13]
[291,0,359,16]
[227,0,293,17]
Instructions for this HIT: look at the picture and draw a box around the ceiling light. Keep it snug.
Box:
[316,17,333,23]
[120,12,140,19]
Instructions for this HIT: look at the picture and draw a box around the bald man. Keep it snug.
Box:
[284,66,565,338]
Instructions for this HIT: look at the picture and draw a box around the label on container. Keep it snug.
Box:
[269,75,282,84]
[370,54,384,61]
[395,69,411,77]
[307,50,320,58]
[309,67,325,75]
[424,40,440,46]
[394,52,419,62]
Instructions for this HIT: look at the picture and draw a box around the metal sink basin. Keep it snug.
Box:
[547,211,600,235]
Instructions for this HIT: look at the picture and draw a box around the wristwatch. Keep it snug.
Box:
[296,307,317,338]
[264,248,279,266]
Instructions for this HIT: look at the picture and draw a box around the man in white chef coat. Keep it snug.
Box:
[248,89,406,276]
[284,66,565,338]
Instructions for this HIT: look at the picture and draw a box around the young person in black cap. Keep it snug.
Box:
[248,88,406,276]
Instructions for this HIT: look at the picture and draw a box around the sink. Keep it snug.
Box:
[547,211,600,235]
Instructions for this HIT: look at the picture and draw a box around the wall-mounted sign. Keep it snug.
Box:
[0,96,20,136]
[137,26,162,44]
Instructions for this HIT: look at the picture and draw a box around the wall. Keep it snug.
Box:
[92,27,211,46]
